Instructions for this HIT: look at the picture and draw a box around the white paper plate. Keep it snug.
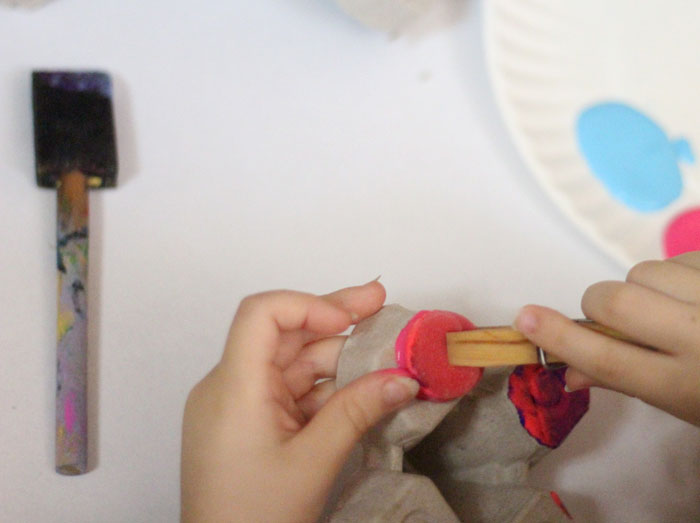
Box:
[484,0,700,266]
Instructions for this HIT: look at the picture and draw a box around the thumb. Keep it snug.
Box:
[293,369,419,476]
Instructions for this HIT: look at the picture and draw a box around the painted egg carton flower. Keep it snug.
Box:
[329,305,584,522]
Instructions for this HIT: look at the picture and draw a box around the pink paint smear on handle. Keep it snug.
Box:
[664,207,700,257]
[64,392,77,434]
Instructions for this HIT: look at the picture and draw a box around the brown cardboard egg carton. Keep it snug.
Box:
[324,305,574,522]
[0,0,52,7]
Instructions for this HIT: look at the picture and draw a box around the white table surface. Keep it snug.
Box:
[1,1,698,521]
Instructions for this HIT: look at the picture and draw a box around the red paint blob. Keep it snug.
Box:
[508,365,589,448]
[395,310,483,402]
[664,207,700,257]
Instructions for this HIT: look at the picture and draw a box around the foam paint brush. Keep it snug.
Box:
[32,71,117,475]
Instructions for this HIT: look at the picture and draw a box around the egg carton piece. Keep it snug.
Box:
[324,304,586,522]
[334,0,439,33]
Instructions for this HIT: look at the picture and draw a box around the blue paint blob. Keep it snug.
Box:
[576,102,694,212]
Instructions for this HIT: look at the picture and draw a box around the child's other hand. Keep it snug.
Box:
[180,281,419,523]
[515,252,700,426]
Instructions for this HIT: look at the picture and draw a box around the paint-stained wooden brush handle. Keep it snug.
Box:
[56,170,89,475]
[446,320,632,367]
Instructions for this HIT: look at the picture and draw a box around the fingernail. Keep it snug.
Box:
[382,376,420,406]
[564,383,585,393]
[368,275,382,284]
[515,308,538,334]
[564,368,584,393]
[564,381,586,393]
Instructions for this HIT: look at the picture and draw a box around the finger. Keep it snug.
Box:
[283,336,346,399]
[274,281,386,368]
[668,250,700,271]
[582,281,700,354]
[321,280,386,324]
[297,379,337,419]
[223,290,352,378]
[289,279,386,349]
[626,259,700,304]
[268,367,307,432]
[515,305,675,399]
[289,370,419,483]
[564,367,600,392]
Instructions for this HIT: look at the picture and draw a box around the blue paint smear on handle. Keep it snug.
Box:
[576,102,694,212]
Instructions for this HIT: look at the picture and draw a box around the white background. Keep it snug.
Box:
[1,1,698,521]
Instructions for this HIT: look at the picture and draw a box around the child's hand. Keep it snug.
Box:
[515,251,700,427]
[180,281,419,523]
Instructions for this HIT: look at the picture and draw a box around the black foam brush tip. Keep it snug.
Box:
[32,71,118,188]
